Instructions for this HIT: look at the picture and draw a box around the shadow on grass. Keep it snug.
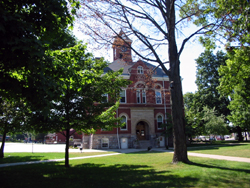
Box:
[187,143,247,151]
[0,162,198,188]
[0,155,47,164]
[188,161,250,174]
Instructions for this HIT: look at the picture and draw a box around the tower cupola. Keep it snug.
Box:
[112,30,132,63]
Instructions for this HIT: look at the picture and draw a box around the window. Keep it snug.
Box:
[156,91,162,104]
[157,115,163,129]
[101,138,109,148]
[136,90,141,103]
[137,66,143,74]
[137,90,146,104]
[102,93,108,103]
[120,90,126,103]
[142,90,146,103]
[120,116,127,130]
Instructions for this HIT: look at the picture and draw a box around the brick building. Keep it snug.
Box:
[47,30,172,149]
[82,31,172,149]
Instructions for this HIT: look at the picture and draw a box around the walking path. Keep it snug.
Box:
[187,152,250,163]
[1,147,250,168]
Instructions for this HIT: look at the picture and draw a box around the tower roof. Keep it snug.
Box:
[113,30,132,43]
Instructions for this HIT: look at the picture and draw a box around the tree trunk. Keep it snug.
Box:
[0,128,7,158]
[167,2,189,164]
[81,132,85,148]
[65,129,70,167]
[170,74,189,163]
[236,126,243,141]
[89,133,93,149]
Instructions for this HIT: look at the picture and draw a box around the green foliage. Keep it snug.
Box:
[184,50,230,138]
[218,48,250,96]
[26,43,129,134]
[187,0,249,134]
[184,92,205,137]
[44,43,129,132]
[182,0,250,49]
[0,97,27,157]
[202,107,229,135]
[0,98,26,135]
[26,43,130,166]
[195,50,230,117]
[184,98,229,137]
[0,0,78,101]
[218,48,250,131]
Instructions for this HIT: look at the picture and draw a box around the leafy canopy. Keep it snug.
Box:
[0,0,79,101]
[30,43,131,133]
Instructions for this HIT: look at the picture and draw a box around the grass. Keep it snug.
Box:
[1,151,250,188]
[0,152,114,164]
[187,142,250,158]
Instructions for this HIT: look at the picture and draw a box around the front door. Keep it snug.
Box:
[136,122,146,140]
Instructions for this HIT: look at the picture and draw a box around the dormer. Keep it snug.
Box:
[112,30,132,63]
[137,66,143,74]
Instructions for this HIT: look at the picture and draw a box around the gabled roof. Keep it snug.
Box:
[104,59,168,77]
[113,30,132,43]
[143,61,167,77]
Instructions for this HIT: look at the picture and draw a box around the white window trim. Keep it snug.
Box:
[157,115,163,130]
[137,66,143,74]
[136,90,147,104]
[120,115,128,130]
[156,90,162,104]
[101,138,109,148]
[142,90,146,104]
[136,90,141,104]
[120,89,126,103]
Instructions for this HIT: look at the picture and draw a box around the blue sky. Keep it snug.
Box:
[73,29,205,95]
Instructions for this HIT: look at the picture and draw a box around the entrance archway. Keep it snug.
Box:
[136,121,149,140]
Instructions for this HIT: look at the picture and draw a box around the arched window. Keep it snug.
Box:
[137,66,143,74]
[157,115,163,129]
[120,115,127,130]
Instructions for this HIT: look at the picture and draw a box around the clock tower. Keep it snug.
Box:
[112,30,132,63]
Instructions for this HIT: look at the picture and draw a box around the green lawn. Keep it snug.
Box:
[0,152,114,164]
[1,151,250,188]
[188,142,250,158]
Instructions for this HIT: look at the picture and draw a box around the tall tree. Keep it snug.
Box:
[195,50,230,117]
[183,92,205,140]
[184,51,230,140]
[0,1,79,144]
[31,44,129,167]
[187,0,250,141]
[218,48,250,141]
[0,0,79,105]
[77,0,228,164]
[202,107,229,137]
[0,98,26,158]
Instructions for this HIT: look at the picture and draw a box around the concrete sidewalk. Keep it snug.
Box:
[187,152,250,163]
[1,147,250,168]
